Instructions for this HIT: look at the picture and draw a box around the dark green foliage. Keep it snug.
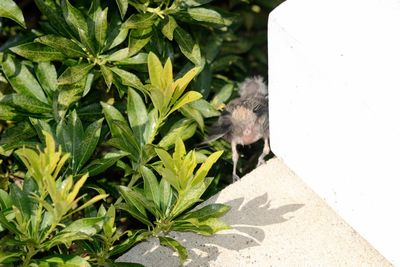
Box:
[0,0,282,265]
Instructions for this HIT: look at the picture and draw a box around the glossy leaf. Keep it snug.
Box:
[129,28,152,56]
[35,35,86,58]
[147,52,163,89]
[61,0,89,38]
[58,63,94,85]
[191,150,223,186]
[35,62,58,96]
[159,236,188,263]
[75,118,103,172]
[0,94,52,114]
[184,8,226,25]
[2,54,48,103]
[178,0,214,7]
[115,0,128,19]
[174,27,201,65]
[10,183,34,218]
[0,0,26,28]
[141,166,160,208]
[80,153,125,176]
[34,0,73,37]
[124,13,157,29]
[169,91,202,115]
[10,42,67,62]
[161,16,178,41]
[93,7,108,48]
[127,88,148,145]
[178,203,230,221]
[111,67,144,91]
[158,119,197,149]
[36,255,91,267]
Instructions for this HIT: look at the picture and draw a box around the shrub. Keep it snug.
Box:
[0,0,282,265]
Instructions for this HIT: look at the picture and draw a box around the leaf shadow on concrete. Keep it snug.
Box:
[132,192,304,267]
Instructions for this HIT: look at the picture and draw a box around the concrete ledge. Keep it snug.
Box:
[268,0,400,264]
[117,158,390,266]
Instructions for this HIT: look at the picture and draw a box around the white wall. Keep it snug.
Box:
[268,0,400,265]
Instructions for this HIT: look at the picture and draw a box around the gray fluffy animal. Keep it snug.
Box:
[208,76,270,182]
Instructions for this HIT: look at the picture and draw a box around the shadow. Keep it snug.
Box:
[138,192,304,267]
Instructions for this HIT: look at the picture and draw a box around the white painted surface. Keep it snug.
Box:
[269,0,400,265]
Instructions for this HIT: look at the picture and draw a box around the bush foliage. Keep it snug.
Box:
[0,0,282,265]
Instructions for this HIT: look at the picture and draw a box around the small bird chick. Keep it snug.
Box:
[208,76,270,182]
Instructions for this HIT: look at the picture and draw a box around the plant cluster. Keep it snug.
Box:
[0,0,281,265]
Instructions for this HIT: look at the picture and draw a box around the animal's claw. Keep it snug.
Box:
[232,173,240,182]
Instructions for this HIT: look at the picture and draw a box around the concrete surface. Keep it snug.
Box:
[268,0,400,265]
[117,158,391,266]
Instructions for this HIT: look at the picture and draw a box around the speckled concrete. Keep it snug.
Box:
[117,158,392,266]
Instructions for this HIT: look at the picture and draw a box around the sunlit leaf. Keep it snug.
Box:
[159,236,188,264]
[35,35,86,58]
[58,63,94,85]
[0,0,26,28]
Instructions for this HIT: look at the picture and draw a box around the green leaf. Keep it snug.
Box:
[171,177,212,217]
[178,203,230,221]
[111,67,144,91]
[159,177,173,211]
[0,103,17,120]
[56,110,83,169]
[180,104,204,130]
[147,52,163,89]
[172,217,230,235]
[117,52,148,66]
[184,8,226,25]
[190,99,220,118]
[93,7,108,48]
[100,102,127,135]
[0,94,52,114]
[174,27,201,65]
[0,189,12,210]
[35,62,58,96]
[129,28,152,56]
[178,0,214,7]
[59,217,104,236]
[115,0,128,19]
[109,229,149,257]
[104,16,129,51]
[61,0,89,38]
[154,148,174,171]
[36,255,91,267]
[100,65,113,89]
[80,153,125,176]
[211,83,233,107]
[10,42,67,62]
[76,118,103,172]
[192,150,223,186]
[158,119,197,149]
[169,91,202,114]
[34,0,74,37]
[10,183,33,218]
[58,63,94,85]
[124,13,157,29]
[107,263,145,267]
[0,121,36,150]
[117,186,153,225]
[141,166,160,209]
[161,16,178,41]
[2,54,48,103]
[127,88,148,146]
[0,0,26,28]
[171,66,201,103]
[35,35,86,58]
[159,236,188,264]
